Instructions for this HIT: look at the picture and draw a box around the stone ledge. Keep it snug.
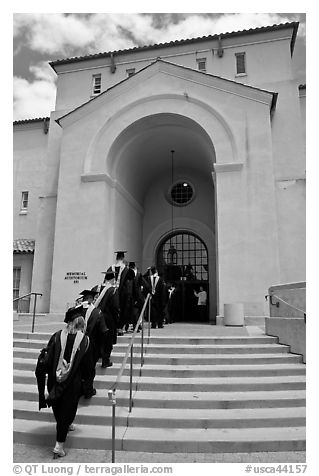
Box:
[265,317,306,363]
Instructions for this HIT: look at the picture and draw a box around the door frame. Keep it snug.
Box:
[155,230,210,322]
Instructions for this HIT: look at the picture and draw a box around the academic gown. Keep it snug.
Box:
[85,305,108,363]
[107,264,135,328]
[35,330,90,443]
[144,275,166,326]
[97,286,120,360]
[83,305,108,393]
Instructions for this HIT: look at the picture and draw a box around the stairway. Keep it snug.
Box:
[13,330,306,453]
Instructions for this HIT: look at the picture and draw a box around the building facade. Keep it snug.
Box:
[13,22,306,321]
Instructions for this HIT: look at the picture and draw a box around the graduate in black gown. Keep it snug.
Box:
[94,271,119,367]
[129,261,147,331]
[79,288,108,398]
[106,251,135,335]
[35,305,91,458]
[144,266,166,328]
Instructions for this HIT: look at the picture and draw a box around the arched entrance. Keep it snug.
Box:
[104,112,218,323]
[156,231,209,322]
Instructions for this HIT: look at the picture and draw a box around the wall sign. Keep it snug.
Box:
[64,272,88,284]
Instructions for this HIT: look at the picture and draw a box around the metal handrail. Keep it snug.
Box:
[108,293,152,463]
[265,293,306,322]
[13,292,43,332]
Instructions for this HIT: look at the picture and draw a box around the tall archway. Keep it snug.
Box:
[156,231,210,322]
[103,112,218,323]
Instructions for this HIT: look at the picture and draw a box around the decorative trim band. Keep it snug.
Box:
[81,173,114,186]
[81,173,143,215]
[213,162,243,173]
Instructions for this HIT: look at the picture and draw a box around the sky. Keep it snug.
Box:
[13,12,306,121]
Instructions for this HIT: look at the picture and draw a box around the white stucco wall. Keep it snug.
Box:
[53,28,294,113]
[113,187,144,265]
[13,123,48,239]
[49,160,114,311]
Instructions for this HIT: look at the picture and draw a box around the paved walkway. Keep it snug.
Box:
[13,313,265,336]
[13,443,306,463]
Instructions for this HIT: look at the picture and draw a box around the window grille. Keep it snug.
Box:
[196,58,206,72]
[157,232,208,282]
[21,191,29,210]
[171,182,193,205]
[92,74,102,95]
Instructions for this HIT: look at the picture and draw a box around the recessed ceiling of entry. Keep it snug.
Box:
[109,113,216,204]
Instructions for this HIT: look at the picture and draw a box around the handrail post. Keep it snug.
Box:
[141,308,144,368]
[108,389,116,463]
[148,296,151,343]
[107,293,151,462]
[31,293,38,333]
[129,344,133,412]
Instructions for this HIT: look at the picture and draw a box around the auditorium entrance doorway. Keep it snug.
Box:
[156,231,209,322]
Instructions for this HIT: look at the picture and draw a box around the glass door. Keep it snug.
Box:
[156,232,209,321]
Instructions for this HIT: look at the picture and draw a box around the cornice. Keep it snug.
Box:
[213,162,244,173]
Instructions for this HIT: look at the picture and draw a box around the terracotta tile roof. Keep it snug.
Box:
[13,239,35,253]
[13,117,50,125]
[49,22,299,72]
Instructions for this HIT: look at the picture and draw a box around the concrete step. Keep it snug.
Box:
[13,347,303,364]
[13,332,279,345]
[13,400,306,429]
[13,384,306,409]
[14,369,306,392]
[13,357,306,377]
[13,418,305,453]
[13,339,291,354]
[121,426,306,453]
[13,327,305,454]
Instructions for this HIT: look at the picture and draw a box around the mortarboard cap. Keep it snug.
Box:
[79,289,99,297]
[115,250,127,260]
[103,271,115,281]
[64,304,85,323]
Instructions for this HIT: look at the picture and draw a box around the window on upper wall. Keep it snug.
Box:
[235,52,246,75]
[92,74,102,95]
[196,58,206,72]
[21,191,29,211]
[126,68,136,77]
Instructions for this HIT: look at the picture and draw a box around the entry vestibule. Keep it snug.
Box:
[109,113,217,322]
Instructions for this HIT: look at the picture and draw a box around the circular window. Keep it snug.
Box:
[170,182,194,205]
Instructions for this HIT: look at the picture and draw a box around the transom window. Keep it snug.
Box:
[170,182,193,205]
[157,232,208,281]
[235,52,246,75]
[92,74,102,95]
